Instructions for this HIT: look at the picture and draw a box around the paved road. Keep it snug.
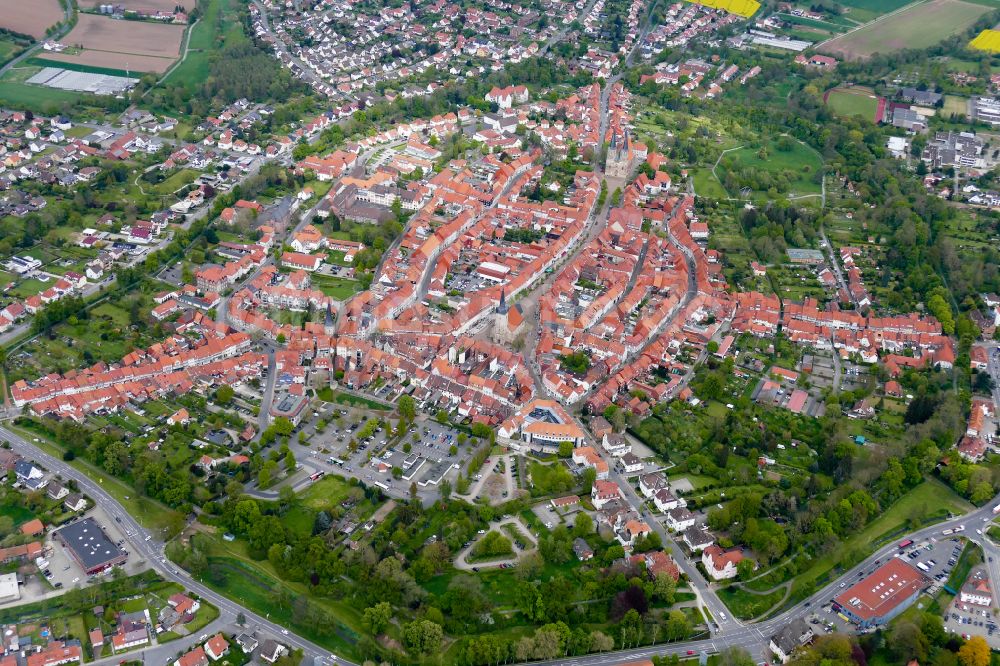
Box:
[5,416,1000,665]
[985,343,1000,412]
[538,0,599,56]
[0,423,339,666]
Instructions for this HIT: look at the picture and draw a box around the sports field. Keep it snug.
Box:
[821,0,989,59]
[0,0,63,38]
[824,87,880,121]
[42,13,185,73]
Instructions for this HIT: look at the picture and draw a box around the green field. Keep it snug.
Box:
[716,137,824,197]
[717,586,786,620]
[162,0,241,85]
[0,80,83,110]
[942,95,969,116]
[825,88,879,120]
[836,0,913,13]
[0,37,27,66]
[27,57,132,78]
[311,274,362,300]
[822,0,990,59]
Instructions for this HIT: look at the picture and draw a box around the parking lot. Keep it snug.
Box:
[273,400,474,505]
[945,583,998,647]
[820,538,965,632]
[3,505,142,607]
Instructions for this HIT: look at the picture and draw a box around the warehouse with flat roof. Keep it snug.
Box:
[833,558,927,628]
[54,518,127,575]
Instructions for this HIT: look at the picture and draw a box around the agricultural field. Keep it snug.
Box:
[685,0,760,17]
[824,86,881,121]
[81,0,194,10]
[835,0,913,17]
[821,0,991,59]
[162,0,239,84]
[0,36,28,66]
[0,0,63,39]
[43,13,185,73]
[970,28,1000,53]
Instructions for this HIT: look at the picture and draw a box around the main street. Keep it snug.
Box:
[0,423,339,666]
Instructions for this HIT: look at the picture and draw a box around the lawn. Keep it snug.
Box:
[0,37,27,66]
[836,0,913,13]
[942,95,969,116]
[161,0,240,86]
[0,80,84,111]
[717,137,823,197]
[692,169,730,199]
[330,391,391,411]
[825,88,879,120]
[821,0,989,59]
[299,475,358,510]
[311,274,362,300]
[717,585,786,620]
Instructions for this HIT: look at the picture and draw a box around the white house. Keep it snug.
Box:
[638,472,668,498]
[615,452,643,475]
[653,488,681,513]
[665,506,695,532]
[702,545,744,580]
[601,432,630,457]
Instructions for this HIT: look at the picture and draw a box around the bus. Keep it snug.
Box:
[898,539,914,550]
[916,562,930,572]
[309,471,325,481]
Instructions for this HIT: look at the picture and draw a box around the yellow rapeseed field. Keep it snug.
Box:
[687,0,760,18]
[970,29,1000,53]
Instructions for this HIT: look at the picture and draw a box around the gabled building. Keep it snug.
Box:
[702,545,744,580]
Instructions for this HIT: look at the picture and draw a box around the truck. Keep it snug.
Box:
[916,562,930,572]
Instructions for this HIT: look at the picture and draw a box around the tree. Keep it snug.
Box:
[661,610,689,641]
[890,620,929,663]
[215,385,235,404]
[737,558,755,580]
[590,631,613,653]
[958,636,990,666]
[403,620,443,655]
[573,512,593,537]
[558,441,574,458]
[258,460,277,487]
[398,394,416,422]
[652,572,676,603]
[363,602,393,635]
[284,450,296,471]
[236,612,246,626]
